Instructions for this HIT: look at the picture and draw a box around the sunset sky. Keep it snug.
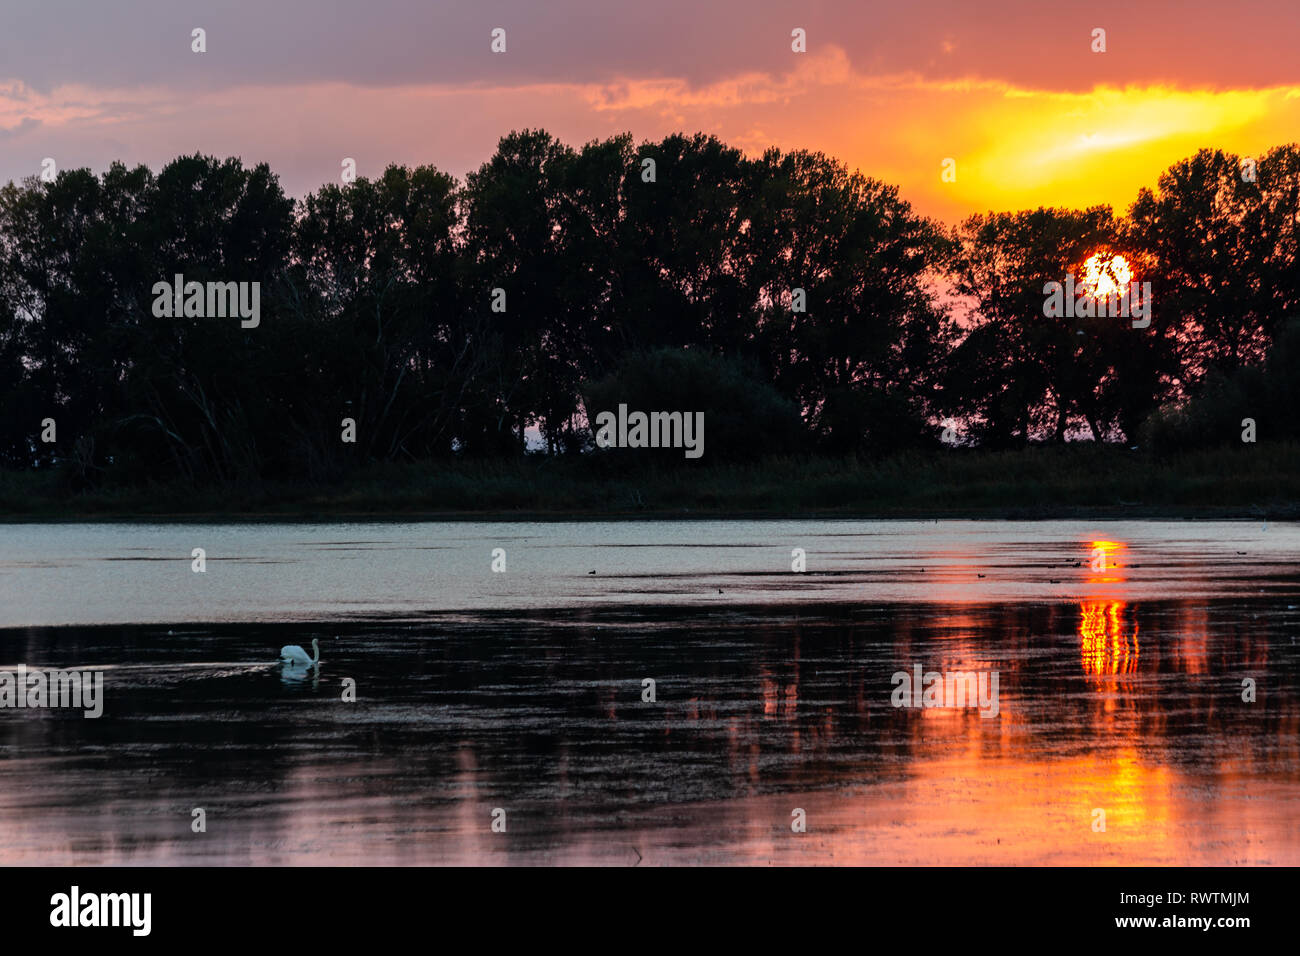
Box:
[2,0,1298,223]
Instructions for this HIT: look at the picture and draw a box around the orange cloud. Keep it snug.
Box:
[3,46,1298,224]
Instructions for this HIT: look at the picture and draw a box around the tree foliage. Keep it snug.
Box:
[0,135,1295,485]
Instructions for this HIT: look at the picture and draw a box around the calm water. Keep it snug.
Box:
[1,519,1297,864]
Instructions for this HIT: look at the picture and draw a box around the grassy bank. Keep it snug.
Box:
[1,444,1296,521]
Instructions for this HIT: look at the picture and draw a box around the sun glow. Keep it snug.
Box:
[1080,599,1140,676]
[1082,253,1133,299]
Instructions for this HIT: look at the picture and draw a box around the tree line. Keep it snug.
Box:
[0,131,1296,485]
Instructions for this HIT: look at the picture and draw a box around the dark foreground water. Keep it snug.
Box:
[1,520,1297,864]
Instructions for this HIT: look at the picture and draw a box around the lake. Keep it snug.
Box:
[1,519,1296,864]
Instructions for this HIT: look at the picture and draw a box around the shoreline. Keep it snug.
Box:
[0,505,1294,523]
[4,444,1295,523]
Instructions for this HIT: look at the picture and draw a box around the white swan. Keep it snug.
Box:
[279,638,320,667]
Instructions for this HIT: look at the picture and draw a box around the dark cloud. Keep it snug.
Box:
[0,116,41,140]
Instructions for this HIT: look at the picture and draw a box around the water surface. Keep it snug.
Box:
[0,518,1292,625]
[1,519,1296,865]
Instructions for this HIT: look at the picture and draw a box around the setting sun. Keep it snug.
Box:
[1082,253,1133,299]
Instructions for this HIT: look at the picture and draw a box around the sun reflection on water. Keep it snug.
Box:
[1080,599,1140,675]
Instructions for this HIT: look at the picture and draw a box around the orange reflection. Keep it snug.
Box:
[1086,538,1128,584]
[1172,603,1209,676]
[1080,600,1140,676]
